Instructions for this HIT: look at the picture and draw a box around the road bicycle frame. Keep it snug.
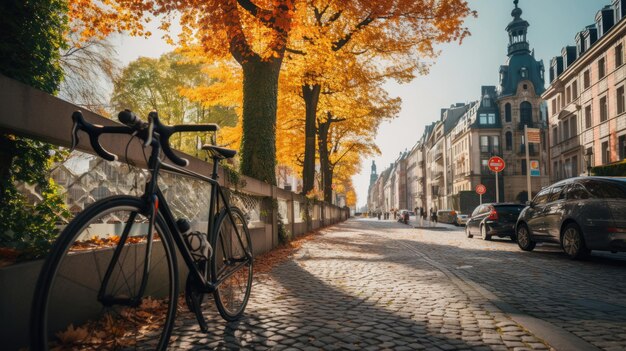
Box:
[95,116,251,307]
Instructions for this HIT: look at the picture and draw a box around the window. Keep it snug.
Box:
[505,103,512,122]
[520,67,528,78]
[552,127,558,145]
[566,184,590,200]
[602,140,609,164]
[620,135,626,160]
[572,155,578,176]
[570,116,577,137]
[600,96,608,122]
[481,159,490,173]
[479,113,487,124]
[522,159,527,175]
[582,180,626,199]
[533,187,551,205]
[488,113,496,124]
[480,136,489,153]
[506,131,513,150]
[563,120,570,140]
[618,86,625,114]
[572,80,578,99]
[599,57,606,79]
[551,99,557,115]
[553,161,560,180]
[584,70,591,89]
[585,105,592,128]
[617,44,624,67]
[492,136,500,154]
[520,102,532,125]
[547,184,566,202]
[566,86,571,104]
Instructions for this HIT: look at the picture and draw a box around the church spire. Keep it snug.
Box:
[506,0,530,56]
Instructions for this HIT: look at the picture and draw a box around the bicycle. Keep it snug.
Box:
[31,110,254,350]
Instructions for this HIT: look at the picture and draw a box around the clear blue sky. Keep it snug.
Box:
[110,0,607,209]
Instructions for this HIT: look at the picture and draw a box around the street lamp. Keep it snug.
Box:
[584,148,594,176]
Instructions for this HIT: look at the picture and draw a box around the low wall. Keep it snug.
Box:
[0,74,350,350]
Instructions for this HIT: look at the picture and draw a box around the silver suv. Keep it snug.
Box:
[516,177,626,259]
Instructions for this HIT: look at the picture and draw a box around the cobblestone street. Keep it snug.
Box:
[171,218,626,351]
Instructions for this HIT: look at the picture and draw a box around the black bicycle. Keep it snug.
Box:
[31,110,253,350]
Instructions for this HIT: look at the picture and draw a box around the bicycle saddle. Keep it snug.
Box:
[202,144,237,159]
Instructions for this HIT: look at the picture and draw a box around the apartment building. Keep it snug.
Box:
[544,0,626,180]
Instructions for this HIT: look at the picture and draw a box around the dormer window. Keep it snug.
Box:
[520,67,528,78]
[483,96,491,107]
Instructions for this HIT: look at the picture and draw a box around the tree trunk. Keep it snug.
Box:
[240,58,281,185]
[317,120,333,203]
[301,84,320,195]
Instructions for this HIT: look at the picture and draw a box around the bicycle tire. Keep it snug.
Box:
[31,196,178,351]
[211,206,253,321]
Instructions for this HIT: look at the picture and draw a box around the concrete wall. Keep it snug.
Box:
[0,74,350,350]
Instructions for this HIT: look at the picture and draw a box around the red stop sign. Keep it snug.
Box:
[476,184,486,195]
[488,156,506,173]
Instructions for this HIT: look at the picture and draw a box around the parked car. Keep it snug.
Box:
[466,203,525,240]
[516,177,626,259]
[437,210,458,224]
[455,214,469,226]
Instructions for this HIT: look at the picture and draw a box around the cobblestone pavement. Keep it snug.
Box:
[169,218,626,351]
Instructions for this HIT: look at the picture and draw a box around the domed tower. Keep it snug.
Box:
[497,0,550,203]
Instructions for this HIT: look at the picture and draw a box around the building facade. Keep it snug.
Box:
[367,0,550,214]
[544,0,626,180]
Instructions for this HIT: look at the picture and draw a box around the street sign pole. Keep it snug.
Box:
[480,193,482,205]
[525,125,531,202]
[495,170,499,203]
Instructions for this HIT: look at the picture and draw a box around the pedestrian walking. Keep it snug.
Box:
[419,207,425,227]
[431,208,438,227]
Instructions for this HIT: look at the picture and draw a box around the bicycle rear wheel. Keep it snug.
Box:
[211,206,253,321]
[31,196,178,350]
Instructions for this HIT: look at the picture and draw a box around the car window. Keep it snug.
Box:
[494,205,524,215]
[533,188,551,205]
[547,184,566,203]
[471,206,482,217]
[581,180,626,199]
[565,184,590,200]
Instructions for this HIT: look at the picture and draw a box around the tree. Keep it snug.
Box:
[59,33,120,115]
[111,52,239,154]
[69,0,297,184]
[286,0,476,195]
[0,0,70,258]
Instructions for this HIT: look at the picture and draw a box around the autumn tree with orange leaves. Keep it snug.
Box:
[285,0,476,196]
[70,0,296,184]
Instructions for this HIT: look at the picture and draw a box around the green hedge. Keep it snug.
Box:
[591,160,626,176]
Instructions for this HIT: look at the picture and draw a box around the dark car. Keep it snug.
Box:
[465,203,525,241]
[516,177,626,259]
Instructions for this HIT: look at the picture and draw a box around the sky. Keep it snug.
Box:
[109,0,607,209]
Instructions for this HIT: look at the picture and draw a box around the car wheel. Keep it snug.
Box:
[516,223,535,251]
[562,223,590,260]
[480,225,491,241]
[466,225,473,238]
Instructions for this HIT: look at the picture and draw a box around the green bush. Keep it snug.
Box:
[591,161,626,176]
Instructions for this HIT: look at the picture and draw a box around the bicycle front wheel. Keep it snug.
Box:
[211,206,253,321]
[31,196,178,351]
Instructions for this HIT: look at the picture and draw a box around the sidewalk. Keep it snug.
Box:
[169,219,551,350]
